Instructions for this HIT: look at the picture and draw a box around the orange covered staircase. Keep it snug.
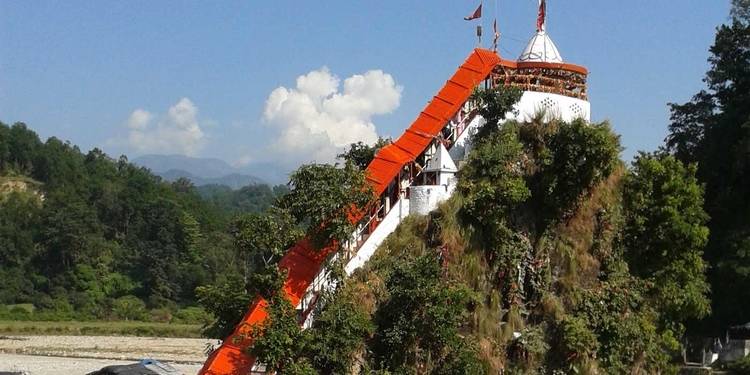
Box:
[198,48,500,375]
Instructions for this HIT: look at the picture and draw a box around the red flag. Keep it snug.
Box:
[464,3,482,21]
[536,0,546,31]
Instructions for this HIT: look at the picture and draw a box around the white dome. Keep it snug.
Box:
[518,31,563,63]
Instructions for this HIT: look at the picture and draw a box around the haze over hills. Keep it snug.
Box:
[132,154,289,188]
[132,154,237,179]
[158,169,264,190]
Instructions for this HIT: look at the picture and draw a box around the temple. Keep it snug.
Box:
[199,2,590,373]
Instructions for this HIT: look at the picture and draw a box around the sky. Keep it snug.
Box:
[0,1,733,175]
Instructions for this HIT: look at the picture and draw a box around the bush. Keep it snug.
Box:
[723,355,750,374]
[111,295,147,321]
[8,303,35,314]
[558,315,599,369]
[173,306,213,325]
[149,308,172,323]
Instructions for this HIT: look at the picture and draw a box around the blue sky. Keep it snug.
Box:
[0,1,732,173]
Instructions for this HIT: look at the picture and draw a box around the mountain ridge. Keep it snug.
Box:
[132,154,288,187]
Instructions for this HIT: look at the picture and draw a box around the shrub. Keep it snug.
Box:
[173,306,213,325]
[723,354,750,374]
[558,315,599,369]
[111,295,147,321]
[149,308,173,323]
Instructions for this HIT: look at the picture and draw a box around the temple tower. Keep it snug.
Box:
[496,0,590,123]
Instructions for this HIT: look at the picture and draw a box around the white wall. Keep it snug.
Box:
[344,198,411,275]
[515,91,590,123]
[409,185,454,216]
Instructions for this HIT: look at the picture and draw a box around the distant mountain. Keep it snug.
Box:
[132,154,288,188]
[238,161,290,185]
[159,169,264,190]
[133,154,236,179]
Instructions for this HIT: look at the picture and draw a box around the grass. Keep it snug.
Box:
[0,320,203,338]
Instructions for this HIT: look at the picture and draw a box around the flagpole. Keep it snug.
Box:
[492,0,499,53]
[478,0,483,47]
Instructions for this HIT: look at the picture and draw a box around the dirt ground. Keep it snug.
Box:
[0,335,217,374]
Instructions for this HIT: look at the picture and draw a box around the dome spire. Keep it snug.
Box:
[518,0,563,63]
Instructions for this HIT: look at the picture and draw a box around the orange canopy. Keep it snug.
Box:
[367,48,500,196]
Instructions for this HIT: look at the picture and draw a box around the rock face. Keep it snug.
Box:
[0,178,44,201]
[1,179,28,193]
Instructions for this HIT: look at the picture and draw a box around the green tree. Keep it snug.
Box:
[337,137,390,170]
[664,0,750,329]
[571,278,674,374]
[0,191,41,304]
[458,87,529,254]
[526,119,620,231]
[469,85,523,141]
[249,293,314,374]
[372,254,482,373]
[196,275,254,339]
[623,153,710,331]
[4,122,42,174]
[459,122,530,232]
[305,288,374,374]
[233,209,302,298]
[280,162,373,248]
[112,295,147,321]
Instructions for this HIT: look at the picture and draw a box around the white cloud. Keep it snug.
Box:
[121,98,205,156]
[262,67,402,165]
[126,109,153,130]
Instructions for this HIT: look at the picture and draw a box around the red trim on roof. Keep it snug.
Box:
[496,57,589,75]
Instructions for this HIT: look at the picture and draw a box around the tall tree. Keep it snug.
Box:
[664,0,750,328]
[622,153,710,336]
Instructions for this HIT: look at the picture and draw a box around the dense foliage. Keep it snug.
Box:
[0,121,283,322]
[623,153,711,332]
[374,256,485,374]
[663,0,750,332]
[196,183,289,214]
[279,162,374,247]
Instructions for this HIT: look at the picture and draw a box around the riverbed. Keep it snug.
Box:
[0,335,215,374]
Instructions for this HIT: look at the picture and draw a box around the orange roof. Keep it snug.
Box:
[366,143,414,187]
[366,48,500,196]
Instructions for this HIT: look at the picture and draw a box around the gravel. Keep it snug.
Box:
[0,353,203,375]
[0,335,218,375]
